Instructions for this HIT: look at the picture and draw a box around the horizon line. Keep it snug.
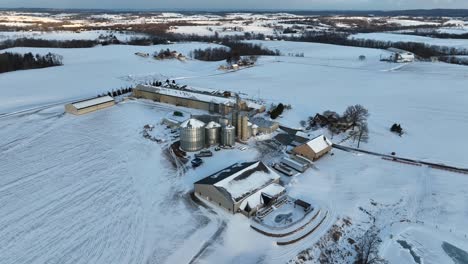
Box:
[1,7,468,13]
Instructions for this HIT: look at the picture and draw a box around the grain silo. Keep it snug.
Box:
[236,113,242,137]
[241,115,249,141]
[221,125,236,147]
[180,118,206,152]
[205,121,221,146]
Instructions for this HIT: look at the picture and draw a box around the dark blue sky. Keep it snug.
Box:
[2,0,468,10]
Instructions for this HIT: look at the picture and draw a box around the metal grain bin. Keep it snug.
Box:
[251,124,259,136]
[205,121,221,146]
[221,125,236,147]
[180,118,206,152]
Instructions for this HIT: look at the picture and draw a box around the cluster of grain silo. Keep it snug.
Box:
[180,117,237,151]
[233,112,255,142]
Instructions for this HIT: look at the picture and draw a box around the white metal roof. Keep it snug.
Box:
[180,118,205,128]
[305,135,332,153]
[214,161,280,202]
[72,96,114,110]
[205,121,221,129]
[239,183,285,211]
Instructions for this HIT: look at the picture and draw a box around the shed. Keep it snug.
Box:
[65,96,115,115]
[292,135,332,161]
[194,161,283,217]
[294,199,312,211]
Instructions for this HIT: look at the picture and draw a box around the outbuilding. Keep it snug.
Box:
[292,135,332,161]
[194,161,285,217]
[65,96,115,115]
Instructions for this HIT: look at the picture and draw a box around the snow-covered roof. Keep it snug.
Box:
[180,118,205,128]
[214,161,280,202]
[135,85,263,110]
[72,96,114,110]
[195,161,280,202]
[205,121,221,129]
[304,135,332,153]
[239,183,285,211]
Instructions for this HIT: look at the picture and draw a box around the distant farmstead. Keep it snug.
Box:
[387,48,415,63]
[65,96,115,115]
[194,161,285,217]
[292,135,332,161]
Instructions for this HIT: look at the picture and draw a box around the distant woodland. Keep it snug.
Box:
[0,52,63,73]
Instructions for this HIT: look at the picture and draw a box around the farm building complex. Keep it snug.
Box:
[292,135,332,161]
[194,161,285,217]
[65,96,115,115]
[133,84,265,115]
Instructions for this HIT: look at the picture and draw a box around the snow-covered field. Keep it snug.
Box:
[351,32,468,50]
[1,39,468,263]
[0,43,224,114]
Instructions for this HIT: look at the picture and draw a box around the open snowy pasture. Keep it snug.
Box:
[290,149,468,264]
[0,100,265,264]
[0,43,224,114]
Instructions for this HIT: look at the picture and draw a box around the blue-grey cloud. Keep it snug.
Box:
[2,0,468,10]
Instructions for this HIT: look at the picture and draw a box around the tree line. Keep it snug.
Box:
[189,41,280,61]
[0,52,63,73]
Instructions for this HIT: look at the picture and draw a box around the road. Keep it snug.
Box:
[333,144,468,174]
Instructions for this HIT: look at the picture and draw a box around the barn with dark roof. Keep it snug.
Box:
[194,161,285,216]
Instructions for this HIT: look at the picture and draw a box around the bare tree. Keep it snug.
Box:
[343,105,369,128]
[354,225,388,264]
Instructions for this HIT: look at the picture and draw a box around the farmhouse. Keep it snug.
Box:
[292,135,332,161]
[194,161,285,217]
[65,96,115,115]
[133,84,265,115]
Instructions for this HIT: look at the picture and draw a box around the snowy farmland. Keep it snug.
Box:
[2,40,468,263]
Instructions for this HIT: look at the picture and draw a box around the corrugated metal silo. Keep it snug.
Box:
[241,115,249,141]
[221,125,236,147]
[205,121,221,146]
[180,118,206,152]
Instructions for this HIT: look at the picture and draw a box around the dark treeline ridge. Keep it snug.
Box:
[189,41,280,61]
[0,37,159,50]
[438,56,468,66]
[0,52,63,73]
[401,31,468,40]
[0,38,97,50]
